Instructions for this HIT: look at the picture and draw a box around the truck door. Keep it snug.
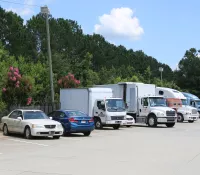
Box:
[95,100,106,124]
[140,98,149,117]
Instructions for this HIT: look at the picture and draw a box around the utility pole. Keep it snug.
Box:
[159,67,164,86]
[41,6,54,103]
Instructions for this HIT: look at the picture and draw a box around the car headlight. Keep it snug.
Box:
[32,124,44,128]
[57,124,63,129]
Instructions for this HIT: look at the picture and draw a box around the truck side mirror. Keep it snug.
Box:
[100,101,105,110]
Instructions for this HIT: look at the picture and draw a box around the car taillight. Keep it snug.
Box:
[89,117,94,122]
[69,117,78,123]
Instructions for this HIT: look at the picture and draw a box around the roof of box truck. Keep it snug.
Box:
[118,82,144,85]
[89,88,112,92]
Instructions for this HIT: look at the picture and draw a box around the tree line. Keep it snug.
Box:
[0,6,199,110]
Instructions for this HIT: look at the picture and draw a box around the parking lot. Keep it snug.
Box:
[0,122,200,175]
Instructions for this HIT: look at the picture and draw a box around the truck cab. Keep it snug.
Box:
[156,87,199,123]
[93,98,126,129]
[182,92,200,117]
[137,96,176,127]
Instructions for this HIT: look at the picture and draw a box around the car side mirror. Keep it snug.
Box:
[49,117,52,120]
[17,117,22,121]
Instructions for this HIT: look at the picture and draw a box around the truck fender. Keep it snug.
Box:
[94,116,101,122]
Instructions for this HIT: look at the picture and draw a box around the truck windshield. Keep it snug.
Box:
[106,99,125,112]
[195,100,200,105]
[181,99,188,105]
[149,97,167,107]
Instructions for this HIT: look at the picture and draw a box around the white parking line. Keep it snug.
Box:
[7,139,48,147]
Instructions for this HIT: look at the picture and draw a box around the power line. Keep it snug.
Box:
[0,0,40,7]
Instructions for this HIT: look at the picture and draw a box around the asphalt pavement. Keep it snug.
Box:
[0,122,200,175]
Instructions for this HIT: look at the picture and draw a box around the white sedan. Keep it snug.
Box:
[121,115,135,127]
[1,109,63,139]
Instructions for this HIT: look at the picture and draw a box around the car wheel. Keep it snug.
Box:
[53,136,60,139]
[113,124,120,130]
[95,118,102,129]
[177,113,184,122]
[3,124,9,136]
[166,123,175,127]
[24,127,32,139]
[188,120,194,123]
[147,115,157,127]
[83,131,91,136]
[126,125,131,128]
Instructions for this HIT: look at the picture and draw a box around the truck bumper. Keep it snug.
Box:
[105,120,123,125]
[183,114,198,121]
[157,117,176,124]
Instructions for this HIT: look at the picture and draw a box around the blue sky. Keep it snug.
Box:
[1,0,200,70]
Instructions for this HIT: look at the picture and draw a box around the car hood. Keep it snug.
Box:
[24,119,60,125]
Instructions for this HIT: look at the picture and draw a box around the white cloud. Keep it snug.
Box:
[94,7,144,41]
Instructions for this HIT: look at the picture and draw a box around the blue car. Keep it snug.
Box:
[48,110,95,136]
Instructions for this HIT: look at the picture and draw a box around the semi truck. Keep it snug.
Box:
[60,88,127,130]
[94,82,176,127]
[156,87,198,123]
[182,92,200,116]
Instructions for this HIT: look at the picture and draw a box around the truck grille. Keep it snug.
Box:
[166,111,176,116]
[167,117,175,121]
[45,125,56,129]
[192,109,198,114]
[111,116,124,120]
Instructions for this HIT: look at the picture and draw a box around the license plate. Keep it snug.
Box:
[127,122,132,124]
[115,121,121,124]
[81,121,86,123]
[49,131,55,135]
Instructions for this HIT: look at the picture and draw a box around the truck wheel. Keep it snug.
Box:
[147,115,157,127]
[95,118,102,129]
[113,125,120,130]
[188,120,194,123]
[166,123,175,127]
[177,113,184,122]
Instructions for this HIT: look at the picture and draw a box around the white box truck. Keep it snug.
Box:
[156,87,199,123]
[60,88,127,130]
[94,82,177,127]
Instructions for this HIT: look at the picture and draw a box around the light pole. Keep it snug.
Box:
[159,67,164,85]
[41,6,54,103]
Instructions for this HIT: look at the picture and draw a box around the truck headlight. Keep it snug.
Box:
[32,124,44,128]
[157,112,165,116]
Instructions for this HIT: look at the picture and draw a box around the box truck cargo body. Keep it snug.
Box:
[60,88,126,129]
[156,87,198,122]
[94,82,177,127]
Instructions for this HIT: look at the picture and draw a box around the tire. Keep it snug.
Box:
[177,113,184,122]
[24,127,32,139]
[113,124,120,130]
[53,136,60,139]
[83,131,91,136]
[3,124,9,136]
[95,118,103,129]
[166,123,175,128]
[126,125,131,128]
[188,120,194,123]
[147,115,157,127]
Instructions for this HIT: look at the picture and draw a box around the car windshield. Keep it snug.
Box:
[181,99,188,105]
[149,97,167,107]
[67,111,87,117]
[23,111,49,120]
[106,99,126,112]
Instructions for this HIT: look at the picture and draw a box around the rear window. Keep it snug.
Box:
[67,111,87,117]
